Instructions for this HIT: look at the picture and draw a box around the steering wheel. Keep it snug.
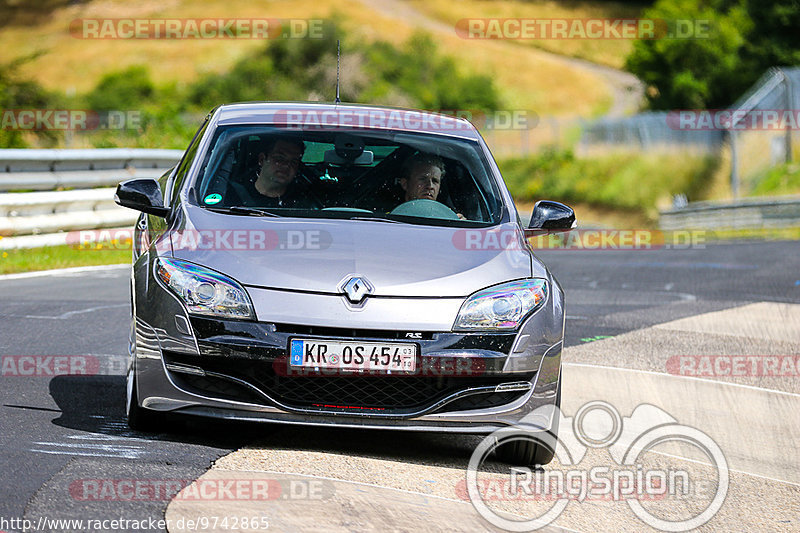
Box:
[389,199,460,220]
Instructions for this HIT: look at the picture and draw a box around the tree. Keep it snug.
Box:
[626,0,752,109]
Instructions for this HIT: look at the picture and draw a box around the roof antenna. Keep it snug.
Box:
[335,39,341,103]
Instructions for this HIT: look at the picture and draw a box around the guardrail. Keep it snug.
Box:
[0,149,182,249]
[0,148,182,191]
[660,196,800,230]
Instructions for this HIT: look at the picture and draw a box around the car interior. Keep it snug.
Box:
[195,127,501,223]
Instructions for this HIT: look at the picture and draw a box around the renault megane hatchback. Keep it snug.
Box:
[115,102,575,466]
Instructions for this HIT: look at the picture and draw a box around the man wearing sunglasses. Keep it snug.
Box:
[232,138,319,209]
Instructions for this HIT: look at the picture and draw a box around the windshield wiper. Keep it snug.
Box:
[348,216,408,224]
[205,206,282,217]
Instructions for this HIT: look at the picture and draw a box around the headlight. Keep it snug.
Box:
[454,279,548,331]
[155,258,255,320]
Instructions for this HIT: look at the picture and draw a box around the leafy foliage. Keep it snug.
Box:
[625,0,751,109]
[499,149,719,219]
[626,0,800,109]
[751,162,800,196]
[0,23,500,148]
[0,59,58,147]
[87,65,155,111]
[189,25,499,112]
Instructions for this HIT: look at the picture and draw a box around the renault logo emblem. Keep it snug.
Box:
[342,276,373,304]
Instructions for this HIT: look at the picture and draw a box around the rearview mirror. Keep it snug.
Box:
[525,200,576,235]
[114,178,170,218]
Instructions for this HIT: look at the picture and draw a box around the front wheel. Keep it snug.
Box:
[494,380,561,466]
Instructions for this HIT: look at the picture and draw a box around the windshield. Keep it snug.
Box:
[190,125,505,226]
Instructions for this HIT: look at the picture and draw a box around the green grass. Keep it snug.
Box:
[703,227,800,242]
[0,244,130,275]
[500,149,721,221]
[751,162,800,197]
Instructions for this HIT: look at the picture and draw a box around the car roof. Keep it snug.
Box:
[211,101,483,140]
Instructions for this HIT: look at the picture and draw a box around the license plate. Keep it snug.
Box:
[289,339,417,372]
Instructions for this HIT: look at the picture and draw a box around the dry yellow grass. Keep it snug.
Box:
[408,0,641,69]
[0,0,611,117]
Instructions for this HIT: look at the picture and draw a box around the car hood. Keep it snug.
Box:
[170,206,538,297]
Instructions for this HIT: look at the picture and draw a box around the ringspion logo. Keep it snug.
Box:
[466,402,728,531]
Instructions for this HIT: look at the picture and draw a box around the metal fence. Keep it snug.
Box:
[728,67,800,197]
[579,111,724,152]
[0,149,182,249]
[579,67,800,197]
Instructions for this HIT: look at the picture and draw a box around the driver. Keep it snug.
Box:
[229,138,320,209]
[399,153,465,219]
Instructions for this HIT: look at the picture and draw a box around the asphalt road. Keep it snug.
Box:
[1,240,798,532]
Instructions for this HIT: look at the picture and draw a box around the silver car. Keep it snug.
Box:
[115,102,575,465]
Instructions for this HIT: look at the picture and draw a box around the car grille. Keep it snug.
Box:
[250,371,520,411]
[163,351,532,415]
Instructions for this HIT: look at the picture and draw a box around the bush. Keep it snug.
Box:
[499,149,719,219]
[188,26,500,112]
[86,65,155,111]
[8,22,502,148]
[0,60,59,148]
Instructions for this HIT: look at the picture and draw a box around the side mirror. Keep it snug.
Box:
[525,200,576,235]
[114,178,170,218]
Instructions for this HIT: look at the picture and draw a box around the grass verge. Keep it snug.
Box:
[0,244,130,275]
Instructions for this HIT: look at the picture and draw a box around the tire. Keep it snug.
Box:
[495,379,561,467]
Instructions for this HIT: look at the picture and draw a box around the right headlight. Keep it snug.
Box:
[155,257,255,320]
[454,279,548,331]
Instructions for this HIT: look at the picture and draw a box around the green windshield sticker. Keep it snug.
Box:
[204,193,222,205]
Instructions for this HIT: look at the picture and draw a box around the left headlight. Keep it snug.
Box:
[155,258,255,320]
[454,279,548,331]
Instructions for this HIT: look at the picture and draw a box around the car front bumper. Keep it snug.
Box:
[132,322,562,435]
[132,262,565,435]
